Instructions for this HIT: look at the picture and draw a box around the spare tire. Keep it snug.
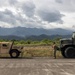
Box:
[65,47,75,58]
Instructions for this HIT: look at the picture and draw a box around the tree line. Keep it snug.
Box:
[0,38,61,45]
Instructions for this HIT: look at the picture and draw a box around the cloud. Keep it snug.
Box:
[0,0,9,7]
[8,0,18,5]
[55,0,75,12]
[55,0,63,3]
[0,0,75,30]
[0,8,42,28]
[0,9,26,27]
[0,9,16,24]
[37,8,64,23]
[21,1,36,17]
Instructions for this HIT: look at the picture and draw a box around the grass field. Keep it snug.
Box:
[21,45,62,58]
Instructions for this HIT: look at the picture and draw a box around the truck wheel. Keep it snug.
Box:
[65,47,75,58]
[10,50,20,58]
[61,50,67,58]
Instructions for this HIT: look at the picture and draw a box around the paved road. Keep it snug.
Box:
[0,57,75,75]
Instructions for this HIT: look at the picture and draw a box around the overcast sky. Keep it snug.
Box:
[0,0,75,30]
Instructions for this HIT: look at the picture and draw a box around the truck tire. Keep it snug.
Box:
[10,50,20,58]
[65,47,75,58]
[61,50,67,58]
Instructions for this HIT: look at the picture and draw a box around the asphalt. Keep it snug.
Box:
[0,57,75,75]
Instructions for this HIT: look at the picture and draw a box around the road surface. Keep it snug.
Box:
[0,57,75,75]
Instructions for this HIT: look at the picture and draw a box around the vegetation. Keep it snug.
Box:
[22,46,62,58]
[0,38,60,45]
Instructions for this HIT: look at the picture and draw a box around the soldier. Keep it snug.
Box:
[52,42,59,59]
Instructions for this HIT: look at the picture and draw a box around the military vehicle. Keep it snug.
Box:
[60,32,75,58]
[0,41,22,58]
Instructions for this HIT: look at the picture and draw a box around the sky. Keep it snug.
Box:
[0,0,75,30]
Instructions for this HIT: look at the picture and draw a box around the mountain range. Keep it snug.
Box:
[0,27,74,40]
[0,27,73,36]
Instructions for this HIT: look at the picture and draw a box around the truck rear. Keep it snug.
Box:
[0,41,22,58]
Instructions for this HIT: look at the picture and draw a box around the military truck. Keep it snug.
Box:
[0,41,22,58]
[60,32,75,58]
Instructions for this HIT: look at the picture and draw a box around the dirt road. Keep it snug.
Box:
[0,58,75,75]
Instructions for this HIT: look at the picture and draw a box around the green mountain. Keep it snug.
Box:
[0,27,73,37]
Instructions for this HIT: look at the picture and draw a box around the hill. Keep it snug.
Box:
[26,34,72,40]
[0,27,73,37]
[0,34,72,40]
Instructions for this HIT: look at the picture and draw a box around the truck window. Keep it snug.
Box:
[2,44,7,47]
[2,44,8,49]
